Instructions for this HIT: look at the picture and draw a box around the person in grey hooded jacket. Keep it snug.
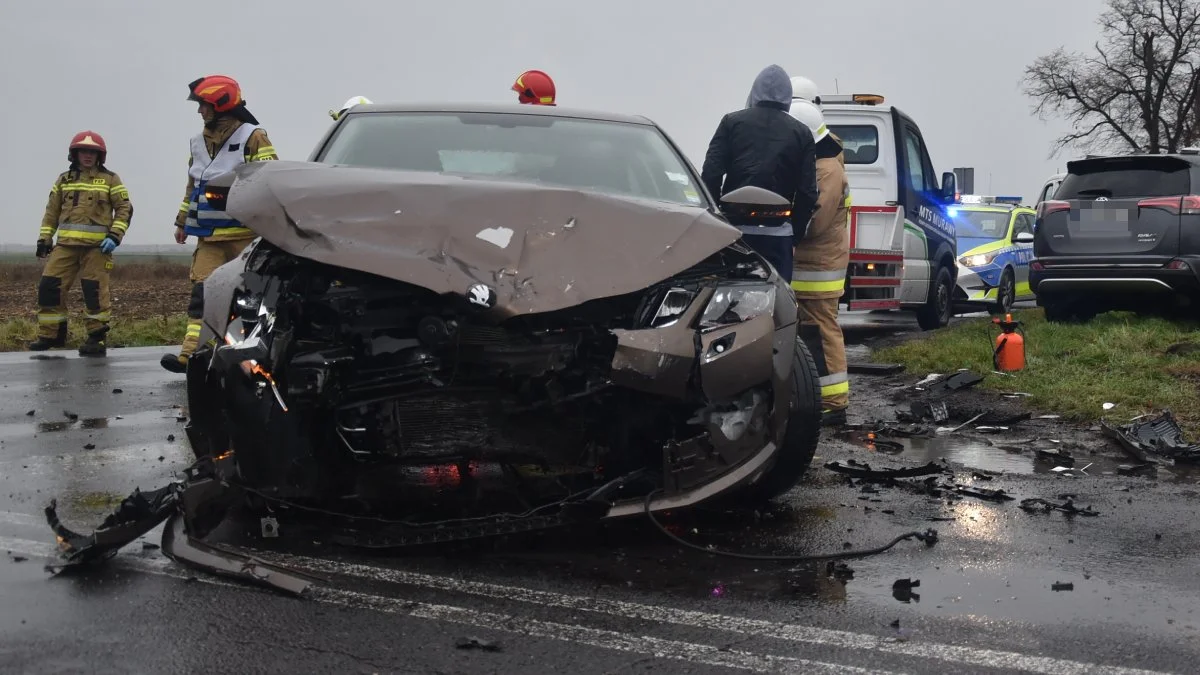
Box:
[701,64,819,283]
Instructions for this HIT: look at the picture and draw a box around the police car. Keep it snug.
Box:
[950,195,1037,314]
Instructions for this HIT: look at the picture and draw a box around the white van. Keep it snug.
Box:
[820,94,960,329]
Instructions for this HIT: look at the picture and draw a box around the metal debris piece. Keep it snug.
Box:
[951,485,1014,502]
[928,371,984,396]
[1117,463,1156,476]
[892,578,921,603]
[826,562,855,581]
[936,413,985,434]
[909,400,951,423]
[261,517,279,538]
[25,410,35,417]
[1035,448,1074,465]
[1019,498,1099,516]
[1051,582,1074,592]
[848,362,904,376]
[825,460,948,480]
[456,637,503,652]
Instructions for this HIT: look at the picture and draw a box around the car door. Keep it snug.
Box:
[1010,212,1036,298]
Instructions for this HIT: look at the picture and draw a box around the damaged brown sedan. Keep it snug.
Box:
[46,103,822,593]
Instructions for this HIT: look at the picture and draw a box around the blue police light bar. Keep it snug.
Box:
[994,196,1023,204]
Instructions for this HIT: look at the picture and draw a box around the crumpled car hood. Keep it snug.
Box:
[222,161,741,316]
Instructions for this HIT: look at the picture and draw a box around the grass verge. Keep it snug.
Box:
[0,315,187,351]
[874,309,1200,436]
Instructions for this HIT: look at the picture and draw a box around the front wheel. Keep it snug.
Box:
[740,337,822,503]
[989,268,1016,315]
[916,265,954,330]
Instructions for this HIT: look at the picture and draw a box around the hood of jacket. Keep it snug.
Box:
[744,65,793,110]
[219,161,743,318]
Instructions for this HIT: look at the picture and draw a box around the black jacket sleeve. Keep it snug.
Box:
[792,131,820,245]
[701,115,731,202]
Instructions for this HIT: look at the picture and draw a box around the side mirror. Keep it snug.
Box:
[1014,232,1034,244]
[940,171,957,203]
[719,185,793,228]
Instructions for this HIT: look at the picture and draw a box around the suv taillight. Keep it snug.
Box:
[1030,260,1044,271]
[1036,200,1070,218]
[1166,259,1191,270]
[1137,195,1200,214]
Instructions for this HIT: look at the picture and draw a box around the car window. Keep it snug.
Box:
[1037,181,1058,203]
[319,112,706,207]
[953,209,1009,241]
[1057,157,1192,199]
[902,128,927,193]
[1012,214,1034,237]
[827,125,878,164]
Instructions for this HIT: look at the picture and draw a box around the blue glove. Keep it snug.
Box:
[99,235,118,254]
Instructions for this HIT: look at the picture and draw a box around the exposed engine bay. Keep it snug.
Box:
[190,238,793,510]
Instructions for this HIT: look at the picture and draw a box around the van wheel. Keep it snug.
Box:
[741,337,822,503]
[917,265,954,330]
[989,269,1016,315]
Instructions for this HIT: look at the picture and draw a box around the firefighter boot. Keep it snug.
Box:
[28,321,68,351]
[28,336,66,351]
[78,328,108,357]
[821,407,848,427]
[160,353,187,374]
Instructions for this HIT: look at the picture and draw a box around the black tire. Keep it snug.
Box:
[916,265,954,330]
[741,336,822,502]
[989,268,1016,316]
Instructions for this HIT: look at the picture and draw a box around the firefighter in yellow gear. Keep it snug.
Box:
[30,130,133,357]
[789,97,850,426]
[161,74,279,374]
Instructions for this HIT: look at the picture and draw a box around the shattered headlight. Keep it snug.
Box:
[651,287,696,327]
[699,284,775,330]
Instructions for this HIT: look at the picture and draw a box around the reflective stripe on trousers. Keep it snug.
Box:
[791,269,845,294]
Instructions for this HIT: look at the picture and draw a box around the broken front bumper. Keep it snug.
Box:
[43,454,316,596]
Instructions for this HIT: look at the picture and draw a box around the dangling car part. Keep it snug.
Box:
[44,104,823,588]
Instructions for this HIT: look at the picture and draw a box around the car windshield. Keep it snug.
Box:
[953,209,1009,241]
[317,111,706,208]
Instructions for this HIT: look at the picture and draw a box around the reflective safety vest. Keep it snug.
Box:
[184,123,258,238]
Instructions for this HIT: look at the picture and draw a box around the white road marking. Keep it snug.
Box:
[0,509,1174,675]
[257,549,1172,675]
[0,536,886,674]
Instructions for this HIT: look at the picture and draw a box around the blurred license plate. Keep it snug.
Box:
[1075,207,1129,231]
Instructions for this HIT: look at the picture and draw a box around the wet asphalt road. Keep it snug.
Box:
[2,333,1199,674]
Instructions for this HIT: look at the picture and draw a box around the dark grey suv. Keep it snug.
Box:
[1030,152,1200,322]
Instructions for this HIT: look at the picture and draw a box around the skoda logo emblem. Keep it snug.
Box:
[1095,196,1109,201]
[466,283,497,308]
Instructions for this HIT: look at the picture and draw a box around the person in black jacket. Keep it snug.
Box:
[701,64,819,282]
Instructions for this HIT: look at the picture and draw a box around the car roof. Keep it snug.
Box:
[1066,153,1200,172]
[345,102,656,126]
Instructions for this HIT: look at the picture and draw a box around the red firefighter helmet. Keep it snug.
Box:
[68,130,107,164]
[512,70,556,105]
[187,75,244,112]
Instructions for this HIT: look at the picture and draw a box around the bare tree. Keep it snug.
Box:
[1023,0,1200,155]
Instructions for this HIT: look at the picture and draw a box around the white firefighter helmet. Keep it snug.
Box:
[789,99,829,143]
[790,76,819,103]
[329,95,372,120]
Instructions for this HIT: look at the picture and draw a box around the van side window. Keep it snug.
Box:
[902,129,926,193]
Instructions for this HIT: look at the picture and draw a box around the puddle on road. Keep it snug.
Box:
[836,429,1200,482]
[6,409,183,437]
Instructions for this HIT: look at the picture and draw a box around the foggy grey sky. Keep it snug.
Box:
[1,0,1108,245]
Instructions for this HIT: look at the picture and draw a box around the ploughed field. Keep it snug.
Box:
[0,261,190,322]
